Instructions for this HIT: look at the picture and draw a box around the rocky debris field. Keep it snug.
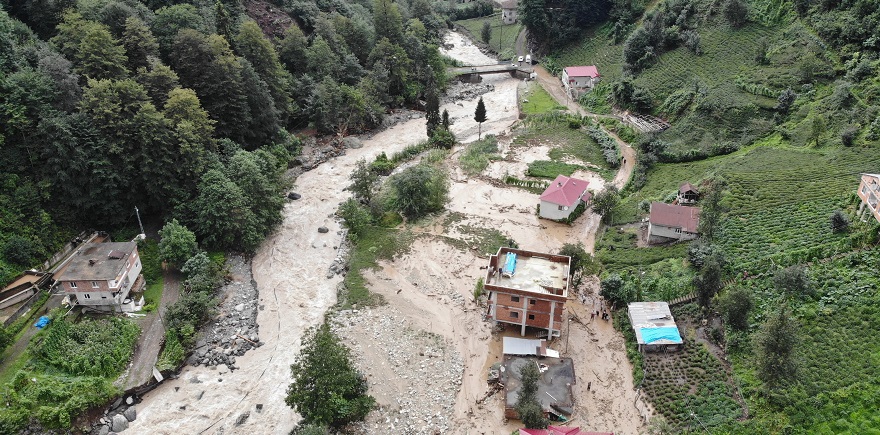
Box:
[443,82,495,104]
[333,308,464,434]
[88,396,138,435]
[188,255,262,369]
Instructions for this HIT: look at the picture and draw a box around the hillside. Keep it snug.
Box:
[532,0,880,432]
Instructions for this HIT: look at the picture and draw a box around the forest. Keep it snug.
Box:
[0,0,467,286]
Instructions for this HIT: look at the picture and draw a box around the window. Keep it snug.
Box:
[558,205,564,210]
[528,314,535,320]
[511,296,520,303]
[675,228,682,234]
[69,282,77,289]
[510,312,519,319]
[136,261,140,268]
[83,294,90,299]
[530,300,536,305]
[91,281,99,288]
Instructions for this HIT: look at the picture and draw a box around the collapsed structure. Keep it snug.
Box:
[485,247,570,337]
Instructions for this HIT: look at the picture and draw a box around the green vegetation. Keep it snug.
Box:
[0,316,140,430]
[520,84,566,115]
[515,114,616,180]
[455,14,522,59]
[286,323,374,428]
[526,160,582,179]
[460,136,500,175]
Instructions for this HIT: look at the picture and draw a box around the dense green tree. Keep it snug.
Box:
[373,0,403,44]
[306,36,342,80]
[187,168,260,251]
[225,149,284,235]
[278,24,309,75]
[474,96,487,140]
[716,287,753,331]
[136,59,180,109]
[239,58,280,147]
[389,164,449,219]
[723,0,749,28]
[158,219,198,268]
[53,12,128,79]
[367,38,412,105]
[333,13,374,64]
[425,85,440,137]
[286,323,375,427]
[442,109,450,129]
[515,362,549,429]
[163,87,215,189]
[171,30,252,144]
[755,305,799,390]
[236,20,292,122]
[693,255,722,308]
[180,250,223,293]
[121,17,157,72]
[152,4,209,56]
[3,235,38,266]
[349,158,378,203]
[591,186,620,223]
[776,88,796,113]
[481,21,491,44]
[600,273,633,305]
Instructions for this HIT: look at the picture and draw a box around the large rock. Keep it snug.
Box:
[123,406,137,422]
[342,137,363,149]
[111,414,129,432]
[97,424,109,435]
[318,226,329,233]
[287,192,301,200]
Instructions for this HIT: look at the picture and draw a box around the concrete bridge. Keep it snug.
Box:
[450,63,534,82]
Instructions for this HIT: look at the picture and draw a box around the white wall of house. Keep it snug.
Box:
[561,71,598,92]
[539,200,574,220]
[502,8,517,24]
[648,223,698,243]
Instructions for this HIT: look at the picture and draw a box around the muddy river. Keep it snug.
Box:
[130,32,521,434]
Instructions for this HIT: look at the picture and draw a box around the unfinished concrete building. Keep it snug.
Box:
[485,247,571,337]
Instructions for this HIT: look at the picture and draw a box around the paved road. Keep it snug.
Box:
[122,269,181,390]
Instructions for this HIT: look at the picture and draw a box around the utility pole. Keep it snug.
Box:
[135,206,145,239]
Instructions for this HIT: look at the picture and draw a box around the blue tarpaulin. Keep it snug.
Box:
[502,252,517,276]
[641,326,682,344]
[34,316,50,329]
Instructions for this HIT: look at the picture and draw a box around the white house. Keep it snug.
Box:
[538,175,591,221]
[647,202,700,243]
[55,241,144,310]
[561,65,601,96]
[857,173,880,224]
[500,0,518,24]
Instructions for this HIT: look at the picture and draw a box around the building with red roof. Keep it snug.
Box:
[538,175,591,221]
[520,426,613,435]
[648,201,701,243]
[562,65,601,96]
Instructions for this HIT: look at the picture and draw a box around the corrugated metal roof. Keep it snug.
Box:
[649,201,700,233]
[503,337,546,356]
[628,302,681,345]
[679,182,697,194]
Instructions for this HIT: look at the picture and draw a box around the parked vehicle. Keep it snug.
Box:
[518,56,524,62]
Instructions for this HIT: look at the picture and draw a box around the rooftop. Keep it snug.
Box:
[500,0,517,8]
[649,201,700,232]
[502,356,575,415]
[539,175,590,207]
[628,302,683,345]
[503,337,559,357]
[679,182,698,194]
[54,242,137,282]
[564,65,600,78]
[487,248,570,297]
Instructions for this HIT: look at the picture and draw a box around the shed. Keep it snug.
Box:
[628,301,683,352]
[677,182,699,205]
[503,337,560,358]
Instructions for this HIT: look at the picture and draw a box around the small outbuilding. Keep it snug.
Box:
[503,337,560,358]
[538,175,591,221]
[647,201,700,243]
[677,182,699,205]
[628,301,683,352]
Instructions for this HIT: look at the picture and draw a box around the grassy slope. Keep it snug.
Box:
[547,5,880,432]
[455,14,522,60]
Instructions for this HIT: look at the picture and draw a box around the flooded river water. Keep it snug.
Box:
[130,31,520,434]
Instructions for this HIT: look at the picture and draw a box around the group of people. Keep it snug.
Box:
[590,309,610,322]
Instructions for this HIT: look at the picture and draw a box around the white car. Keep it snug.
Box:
[518,56,524,62]
[525,54,532,64]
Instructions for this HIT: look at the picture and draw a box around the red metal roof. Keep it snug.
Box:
[649,201,701,233]
[539,175,590,207]
[564,65,600,78]
[520,426,613,435]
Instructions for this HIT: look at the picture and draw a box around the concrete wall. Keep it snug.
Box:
[539,200,573,220]
[491,292,564,332]
[502,9,517,24]
[648,223,698,243]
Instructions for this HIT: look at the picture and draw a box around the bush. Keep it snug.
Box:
[773,265,814,299]
[389,164,449,219]
[339,198,374,240]
[830,210,850,233]
[2,235,37,266]
[429,127,456,149]
[158,219,199,268]
[716,287,753,330]
[600,273,634,305]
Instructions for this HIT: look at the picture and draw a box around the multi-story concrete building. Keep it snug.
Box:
[857,173,880,223]
[55,241,144,310]
[485,247,571,337]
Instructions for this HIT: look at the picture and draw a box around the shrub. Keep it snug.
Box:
[429,127,456,149]
[773,265,814,299]
[723,0,749,28]
[389,164,449,219]
[34,317,141,377]
[840,126,857,147]
[473,277,484,300]
[339,199,373,240]
[716,287,753,330]
[830,210,850,233]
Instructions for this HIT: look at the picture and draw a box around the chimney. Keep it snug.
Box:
[557,182,562,187]
[89,259,96,266]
